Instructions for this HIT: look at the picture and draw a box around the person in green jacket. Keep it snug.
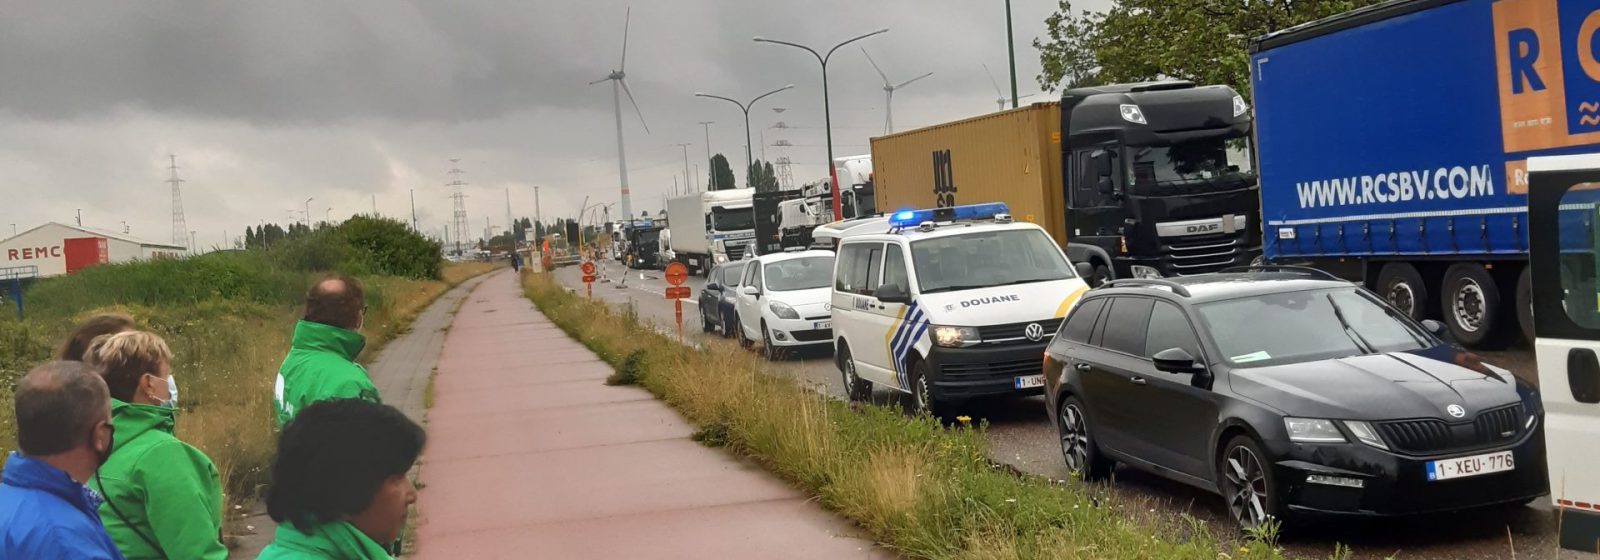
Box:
[275,274,381,428]
[259,399,425,560]
[84,330,228,560]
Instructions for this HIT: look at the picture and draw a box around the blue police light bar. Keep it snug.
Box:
[888,202,1010,229]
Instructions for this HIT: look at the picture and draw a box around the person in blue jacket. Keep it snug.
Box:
[0,361,124,560]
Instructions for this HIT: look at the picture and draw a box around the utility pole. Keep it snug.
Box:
[1006,0,1019,108]
[189,231,196,255]
[504,186,513,241]
[448,159,469,255]
[371,194,377,216]
[699,121,715,190]
[674,143,693,196]
[533,186,542,240]
[76,209,82,227]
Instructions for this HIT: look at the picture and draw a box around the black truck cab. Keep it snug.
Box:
[1060,81,1262,284]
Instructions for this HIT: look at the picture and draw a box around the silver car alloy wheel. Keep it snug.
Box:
[1223,445,1270,531]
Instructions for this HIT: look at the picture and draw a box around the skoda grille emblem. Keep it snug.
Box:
[1024,323,1045,342]
[1447,404,1466,418]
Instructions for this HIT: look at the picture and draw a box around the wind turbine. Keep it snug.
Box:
[984,64,1038,111]
[861,48,931,135]
[590,7,650,225]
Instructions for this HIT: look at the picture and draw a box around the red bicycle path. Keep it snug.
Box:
[411,271,893,559]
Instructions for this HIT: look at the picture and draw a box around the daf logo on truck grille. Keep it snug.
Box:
[1187,223,1221,234]
[1024,323,1045,342]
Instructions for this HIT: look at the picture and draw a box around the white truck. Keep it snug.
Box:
[833,154,875,219]
[666,188,757,275]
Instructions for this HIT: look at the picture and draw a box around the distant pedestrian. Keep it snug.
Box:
[0,361,124,560]
[512,251,522,273]
[84,331,227,560]
[259,399,425,560]
[59,313,136,361]
[275,274,380,428]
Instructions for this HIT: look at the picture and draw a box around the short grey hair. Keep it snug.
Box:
[14,361,110,456]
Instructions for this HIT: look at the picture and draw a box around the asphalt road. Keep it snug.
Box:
[554,261,1577,560]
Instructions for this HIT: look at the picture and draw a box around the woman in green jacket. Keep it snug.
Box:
[259,399,424,560]
[84,330,228,560]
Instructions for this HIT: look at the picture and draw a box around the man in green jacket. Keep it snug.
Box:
[275,274,380,428]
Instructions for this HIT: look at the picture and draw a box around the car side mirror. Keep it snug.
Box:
[876,284,910,304]
[1096,177,1115,196]
[1152,347,1204,374]
[1074,262,1093,279]
[741,286,761,297]
[1420,319,1446,337]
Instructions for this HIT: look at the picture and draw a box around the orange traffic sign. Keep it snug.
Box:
[665,286,691,299]
[664,262,688,286]
[580,261,596,275]
[582,274,598,283]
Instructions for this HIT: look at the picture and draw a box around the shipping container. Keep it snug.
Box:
[871,103,1068,244]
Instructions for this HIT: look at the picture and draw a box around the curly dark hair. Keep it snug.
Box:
[58,313,135,361]
[266,399,424,531]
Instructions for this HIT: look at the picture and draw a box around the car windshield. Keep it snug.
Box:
[910,229,1075,294]
[711,206,754,232]
[720,262,746,286]
[1196,287,1433,368]
[1126,136,1254,195]
[764,256,833,291]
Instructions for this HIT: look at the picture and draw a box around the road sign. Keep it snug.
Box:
[665,286,691,299]
[664,262,688,286]
[582,275,598,283]
[581,261,597,275]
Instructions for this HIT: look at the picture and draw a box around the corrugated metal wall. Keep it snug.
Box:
[869,103,1066,241]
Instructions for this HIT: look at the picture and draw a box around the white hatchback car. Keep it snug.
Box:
[734,249,837,360]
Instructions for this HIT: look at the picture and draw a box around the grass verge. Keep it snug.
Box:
[521,273,1296,560]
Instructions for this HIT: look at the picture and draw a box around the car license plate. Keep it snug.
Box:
[1426,450,1514,481]
[1014,374,1045,389]
[814,321,831,330]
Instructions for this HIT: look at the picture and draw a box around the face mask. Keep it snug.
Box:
[95,423,115,467]
[162,374,179,409]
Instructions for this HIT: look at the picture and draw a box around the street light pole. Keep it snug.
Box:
[756,28,889,219]
[698,121,714,191]
[695,85,794,186]
[304,197,314,227]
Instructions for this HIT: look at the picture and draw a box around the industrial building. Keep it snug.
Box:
[0,222,186,277]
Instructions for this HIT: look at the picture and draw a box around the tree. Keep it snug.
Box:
[747,160,780,193]
[708,154,738,191]
[1035,0,1378,99]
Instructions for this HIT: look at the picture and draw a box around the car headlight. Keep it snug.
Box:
[769,302,800,320]
[1130,265,1162,279]
[1284,417,1346,443]
[931,325,980,348]
[1342,420,1388,450]
[714,253,728,263]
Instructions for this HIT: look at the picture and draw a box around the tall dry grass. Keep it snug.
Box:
[0,261,500,505]
[523,272,1298,560]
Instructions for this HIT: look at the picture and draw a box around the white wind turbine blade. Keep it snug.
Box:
[983,64,1004,99]
[621,79,650,134]
[894,72,932,90]
[861,48,890,85]
[619,7,632,71]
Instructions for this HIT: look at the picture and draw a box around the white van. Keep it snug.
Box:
[830,203,1091,414]
[1528,154,1600,553]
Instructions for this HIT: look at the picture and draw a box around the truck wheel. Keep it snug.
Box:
[1515,266,1534,347]
[1441,263,1505,348]
[1376,263,1428,321]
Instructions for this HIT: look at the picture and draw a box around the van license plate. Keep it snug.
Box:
[814,321,831,330]
[1427,450,1514,481]
[1014,375,1045,389]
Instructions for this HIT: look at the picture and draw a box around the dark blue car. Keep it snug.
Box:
[698,261,746,337]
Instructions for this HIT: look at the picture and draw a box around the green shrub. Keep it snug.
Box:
[270,216,441,280]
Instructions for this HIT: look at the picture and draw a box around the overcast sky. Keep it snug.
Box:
[0,0,1111,249]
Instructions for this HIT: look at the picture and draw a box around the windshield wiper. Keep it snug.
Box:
[921,284,994,294]
[1326,294,1376,355]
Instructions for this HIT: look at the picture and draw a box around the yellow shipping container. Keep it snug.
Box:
[870,103,1067,244]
